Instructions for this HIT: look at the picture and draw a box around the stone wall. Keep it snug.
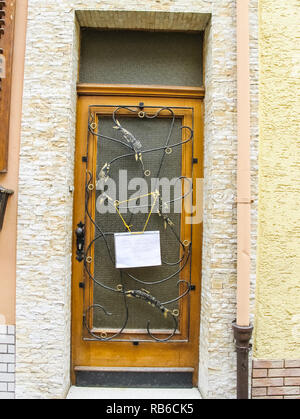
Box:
[15,0,259,399]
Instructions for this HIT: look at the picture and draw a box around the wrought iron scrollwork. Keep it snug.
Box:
[81,105,195,342]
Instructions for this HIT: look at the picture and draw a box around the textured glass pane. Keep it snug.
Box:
[80,30,203,86]
[93,115,184,331]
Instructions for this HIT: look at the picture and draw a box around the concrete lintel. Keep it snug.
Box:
[76,10,211,32]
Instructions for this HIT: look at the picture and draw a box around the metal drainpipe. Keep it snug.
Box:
[232,0,253,399]
[232,322,253,399]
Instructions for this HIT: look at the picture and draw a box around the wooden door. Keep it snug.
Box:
[72,85,204,387]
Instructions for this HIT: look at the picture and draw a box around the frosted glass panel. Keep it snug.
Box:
[80,30,203,86]
[93,115,183,330]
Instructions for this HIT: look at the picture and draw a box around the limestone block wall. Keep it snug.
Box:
[15,0,259,399]
[199,0,258,399]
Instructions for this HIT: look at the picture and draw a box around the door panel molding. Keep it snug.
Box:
[77,83,205,99]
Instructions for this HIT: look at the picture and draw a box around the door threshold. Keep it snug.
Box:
[67,386,202,399]
[74,367,195,388]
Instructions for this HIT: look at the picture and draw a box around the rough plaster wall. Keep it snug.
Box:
[254,0,300,360]
[15,0,259,399]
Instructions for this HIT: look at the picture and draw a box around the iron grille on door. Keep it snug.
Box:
[78,104,196,343]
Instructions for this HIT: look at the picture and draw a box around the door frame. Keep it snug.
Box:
[71,84,204,386]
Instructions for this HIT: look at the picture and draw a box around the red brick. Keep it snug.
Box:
[252,369,268,378]
[268,386,300,396]
[252,377,283,387]
[285,360,300,368]
[252,387,267,397]
[253,360,284,369]
[269,368,300,377]
[284,377,300,386]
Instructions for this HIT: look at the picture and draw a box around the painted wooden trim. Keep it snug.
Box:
[77,83,205,99]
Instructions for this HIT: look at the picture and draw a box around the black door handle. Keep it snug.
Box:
[75,222,85,262]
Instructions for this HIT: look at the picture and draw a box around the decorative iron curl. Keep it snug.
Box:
[126,289,179,342]
[82,105,194,342]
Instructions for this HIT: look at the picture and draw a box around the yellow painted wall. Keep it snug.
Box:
[254,0,300,359]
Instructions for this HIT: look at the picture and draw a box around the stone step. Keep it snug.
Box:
[67,386,202,399]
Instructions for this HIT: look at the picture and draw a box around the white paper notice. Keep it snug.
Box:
[114,231,162,269]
